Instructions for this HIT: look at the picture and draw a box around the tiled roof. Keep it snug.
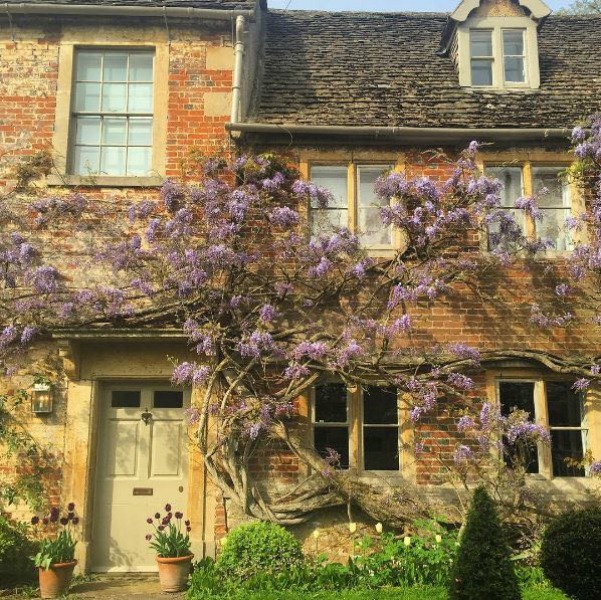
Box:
[253,11,601,129]
[3,0,256,9]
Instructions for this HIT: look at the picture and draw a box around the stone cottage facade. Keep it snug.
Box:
[2,0,601,572]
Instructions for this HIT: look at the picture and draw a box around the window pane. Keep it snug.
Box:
[128,83,153,113]
[359,208,392,246]
[363,386,398,425]
[315,383,347,423]
[488,167,523,207]
[551,430,585,477]
[102,83,127,113]
[154,391,184,409]
[358,166,387,208]
[539,210,569,251]
[100,146,126,175]
[75,82,101,112]
[102,118,127,145]
[314,426,349,469]
[471,60,493,86]
[499,381,536,418]
[310,166,348,208]
[127,147,151,176]
[310,208,347,237]
[499,381,539,474]
[364,428,399,470]
[503,30,524,56]
[504,57,525,83]
[103,53,128,82]
[533,168,568,209]
[75,117,101,145]
[73,146,100,175]
[76,52,102,81]
[111,390,141,408]
[128,118,153,145]
[470,30,493,56]
[547,382,582,427]
[129,53,154,82]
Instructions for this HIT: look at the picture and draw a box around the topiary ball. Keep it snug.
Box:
[541,506,601,600]
[216,521,304,580]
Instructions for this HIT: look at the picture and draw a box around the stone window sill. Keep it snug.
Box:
[47,174,164,188]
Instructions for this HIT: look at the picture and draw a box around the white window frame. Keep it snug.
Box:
[308,162,398,253]
[50,33,168,187]
[70,49,155,178]
[496,378,589,479]
[457,16,541,89]
[484,162,574,253]
[311,384,402,474]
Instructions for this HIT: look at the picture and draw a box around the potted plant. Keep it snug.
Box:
[31,503,79,599]
[146,504,193,592]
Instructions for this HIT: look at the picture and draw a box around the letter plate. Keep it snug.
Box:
[133,487,153,496]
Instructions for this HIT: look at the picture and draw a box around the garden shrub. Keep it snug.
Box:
[540,505,601,600]
[449,487,521,600]
[216,521,304,580]
[0,516,38,587]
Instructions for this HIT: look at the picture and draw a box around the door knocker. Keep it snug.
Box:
[141,409,153,426]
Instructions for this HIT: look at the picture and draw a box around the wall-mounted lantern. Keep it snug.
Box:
[31,382,53,414]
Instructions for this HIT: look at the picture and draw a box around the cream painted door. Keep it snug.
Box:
[92,383,189,572]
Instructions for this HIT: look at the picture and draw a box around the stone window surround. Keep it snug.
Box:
[476,151,584,255]
[308,383,411,482]
[49,30,169,188]
[457,16,541,89]
[299,150,405,257]
[487,370,601,481]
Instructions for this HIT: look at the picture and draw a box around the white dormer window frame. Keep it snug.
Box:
[457,16,541,90]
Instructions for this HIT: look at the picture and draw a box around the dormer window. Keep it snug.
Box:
[440,0,552,92]
[469,27,527,87]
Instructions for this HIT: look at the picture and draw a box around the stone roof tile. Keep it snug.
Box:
[254,11,601,129]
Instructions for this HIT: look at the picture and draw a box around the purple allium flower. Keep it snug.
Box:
[49,507,59,523]
[31,516,39,525]
[186,526,192,532]
[165,504,171,512]
[147,518,153,524]
[158,525,165,532]
[60,517,69,526]
[68,512,75,520]
[42,518,49,525]
[175,511,183,519]
[72,517,79,525]
[145,534,152,541]
[67,502,75,511]
[155,513,160,519]
[185,520,190,527]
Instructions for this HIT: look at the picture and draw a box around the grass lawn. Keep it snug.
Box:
[234,586,568,600]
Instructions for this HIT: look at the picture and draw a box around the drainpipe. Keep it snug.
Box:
[231,15,246,125]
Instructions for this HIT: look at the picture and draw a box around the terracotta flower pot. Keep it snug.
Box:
[38,560,77,599]
[156,554,194,593]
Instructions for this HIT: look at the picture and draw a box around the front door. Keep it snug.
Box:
[92,382,189,572]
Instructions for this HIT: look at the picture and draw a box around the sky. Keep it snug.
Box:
[268,0,570,11]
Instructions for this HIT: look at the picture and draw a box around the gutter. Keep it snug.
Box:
[226,123,571,144]
[3,3,256,20]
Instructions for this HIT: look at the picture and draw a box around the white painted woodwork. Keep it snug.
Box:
[91,383,189,572]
